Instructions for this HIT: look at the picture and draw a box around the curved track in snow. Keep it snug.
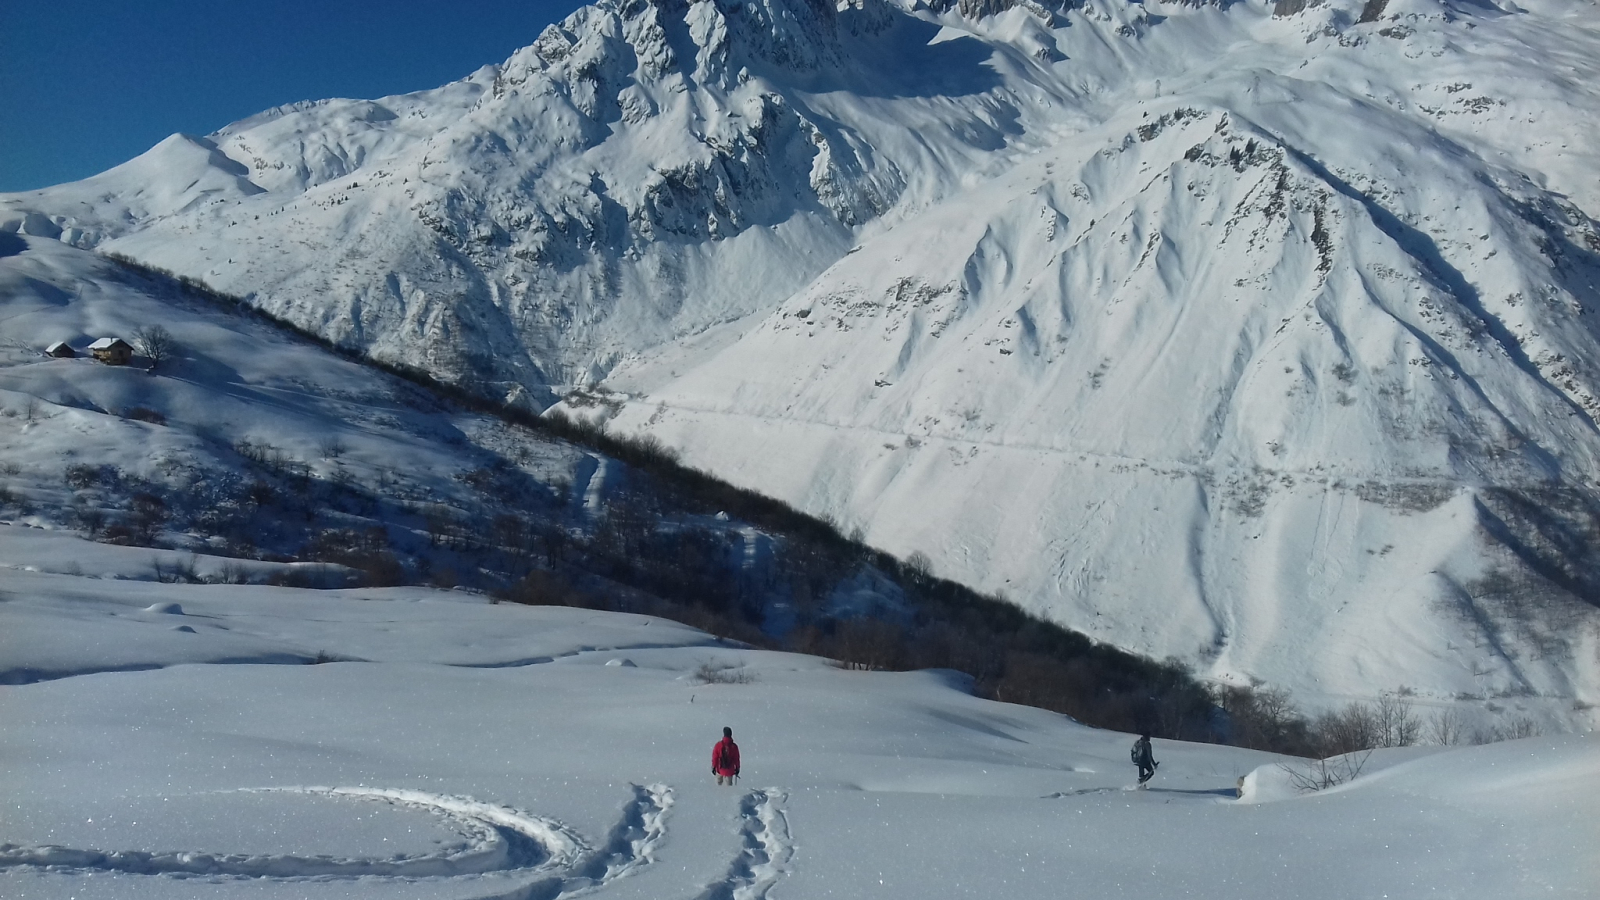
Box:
[0,784,674,899]
[0,784,796,900]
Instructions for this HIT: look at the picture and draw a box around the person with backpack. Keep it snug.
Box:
[1132,732,1158,787]
[712,726,741,785]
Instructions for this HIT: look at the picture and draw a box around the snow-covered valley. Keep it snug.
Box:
[6,0,1599,714]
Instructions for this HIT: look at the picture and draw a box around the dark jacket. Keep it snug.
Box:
[1133,737,1154,767]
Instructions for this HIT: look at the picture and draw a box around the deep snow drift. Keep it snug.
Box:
[4,0,1600,717]
[1,536,1596,899]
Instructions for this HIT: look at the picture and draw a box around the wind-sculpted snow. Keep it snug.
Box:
[4,0,1600,716]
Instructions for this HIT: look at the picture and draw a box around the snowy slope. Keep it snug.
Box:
[0,234,618,591]
[1,555,1596,899]
[4,0,1600,714]
[599,90,1600,709]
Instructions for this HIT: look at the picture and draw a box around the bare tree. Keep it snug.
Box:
[1314,701,1379,756]
[1216,684,1308,751]
[905,550,934,582]
[133,325,177,373]
[1477,716,1542,744]
[1428,708,1465,746]
[1375,693,1421,747]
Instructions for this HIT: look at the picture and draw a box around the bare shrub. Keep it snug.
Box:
[210,560,250,585]
[317,436,348,460]
[74,504,106,535]
[123,406,167,425]
[694,661,756,685]
[1476,716,1542,744]
[1280,751,1372,792]
[152,554,200,584]
[303,527,405,587]
[65,463,108,489]
[1427,707,1465,745]
[501,569,603,609]
[234,439,295,475]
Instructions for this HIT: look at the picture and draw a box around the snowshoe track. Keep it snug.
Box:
[0,783,672,899]
[696,789,793,900]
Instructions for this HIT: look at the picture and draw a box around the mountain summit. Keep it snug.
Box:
[5,0,1600,719]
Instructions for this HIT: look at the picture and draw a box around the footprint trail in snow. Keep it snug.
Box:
[0,783,801,900]
[697,789,793,900]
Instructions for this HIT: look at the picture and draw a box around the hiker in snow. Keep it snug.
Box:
[712,726,741,786]
[1132,732,1158,786]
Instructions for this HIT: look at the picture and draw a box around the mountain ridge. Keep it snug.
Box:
[4,0,1599,719]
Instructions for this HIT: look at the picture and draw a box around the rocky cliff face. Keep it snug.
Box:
[6,0,1600,719]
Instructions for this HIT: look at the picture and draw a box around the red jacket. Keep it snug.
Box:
[712,737,740,776]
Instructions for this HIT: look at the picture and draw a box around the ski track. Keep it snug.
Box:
[695,790,793,900]
[0,783,674,900]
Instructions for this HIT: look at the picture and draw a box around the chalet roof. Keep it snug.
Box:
[46,341,72,353]
[88,337,132,350]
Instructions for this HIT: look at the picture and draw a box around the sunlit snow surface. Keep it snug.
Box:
[6,0,1600,714]
[3,4,1600,888]
[1,533,1596,899]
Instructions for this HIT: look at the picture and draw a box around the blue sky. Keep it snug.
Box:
[0,0,587,193]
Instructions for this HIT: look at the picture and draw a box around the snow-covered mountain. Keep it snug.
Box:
[5,0,1600,717]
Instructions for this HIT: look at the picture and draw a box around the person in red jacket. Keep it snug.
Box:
[712,726,740,785]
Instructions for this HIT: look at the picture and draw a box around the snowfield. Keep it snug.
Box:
[4,0,1600,889]
[1,533,1597,899]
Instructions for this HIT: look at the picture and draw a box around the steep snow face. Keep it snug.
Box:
[5,0,1600,714]
[601,94,1600,708]
[591,0,1600,711]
